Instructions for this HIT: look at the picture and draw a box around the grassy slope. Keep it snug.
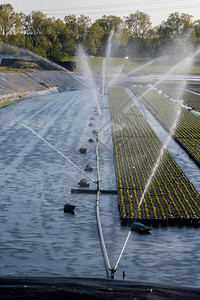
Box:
[0,98,26,109]
[1,56,200,74]
[75,56,200,75]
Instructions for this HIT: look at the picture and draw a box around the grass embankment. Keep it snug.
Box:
[109,86,200,224]
[0,61,42,73]
[0,98,25,109]
[0,78,50,108]
[1,56,200,75]
[75,56,200,75]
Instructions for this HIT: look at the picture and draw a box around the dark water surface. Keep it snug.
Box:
[0,90,200,288]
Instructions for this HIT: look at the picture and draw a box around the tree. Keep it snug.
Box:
[147,26,161,57]
[1,5,200,62]
[193,19,200,43]
[76,15,91,44]
[125,11,152,57]
[94,15,123,55]
[64,14,91,54]
[125,11,152,39]
[96,15,123,33]
[84,22,104,55]
[159,12,194,40]
[28,11,48,52]
[158,12,195,60]
[111,25,131,57]
[193,20,200,63]
[42,17,58,59]
[20,13,32,48]
[47,18,73,60]
[0,4,22,40]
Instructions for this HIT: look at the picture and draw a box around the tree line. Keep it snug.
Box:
[0,3,200,61]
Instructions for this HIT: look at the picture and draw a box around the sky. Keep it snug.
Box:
[2,0,200,26]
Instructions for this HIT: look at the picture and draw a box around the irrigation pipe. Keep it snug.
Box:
[23,123,112,277]
[95,91,131,279]
[95,133,111,278]
[22,124,96,183]
[22,94,130,279]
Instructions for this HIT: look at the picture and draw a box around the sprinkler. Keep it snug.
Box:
[79,147,87,154]
[64,203,76,213]
[88,138,95,143]
[85,164,93,171]
[78,178,90,187]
